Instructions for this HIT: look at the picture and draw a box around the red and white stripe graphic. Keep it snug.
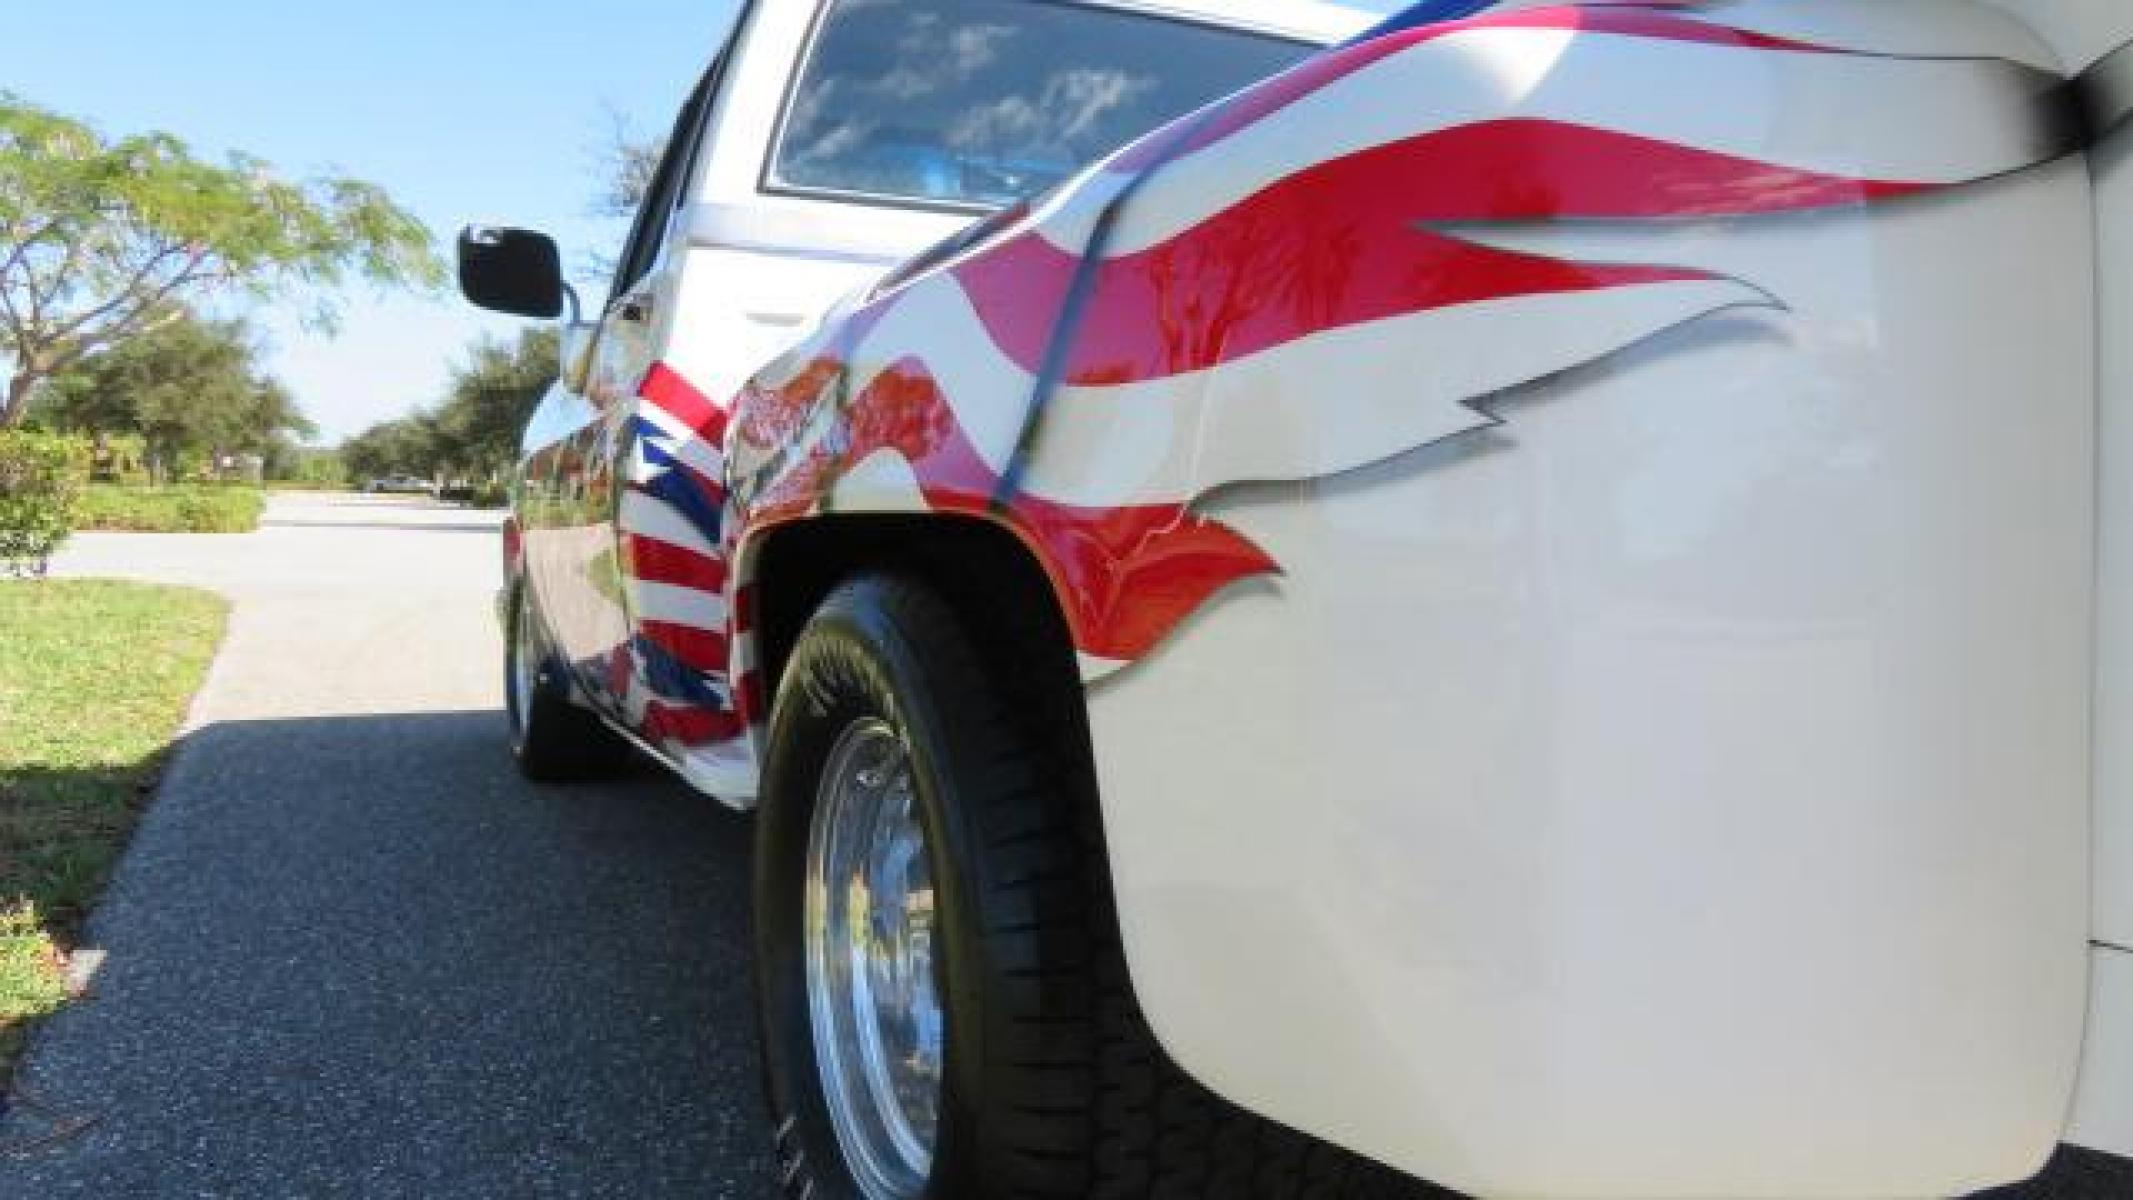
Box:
[608,364,751,754]
[722,3,2070,680]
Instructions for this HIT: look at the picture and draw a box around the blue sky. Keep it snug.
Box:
[10,0,741,442]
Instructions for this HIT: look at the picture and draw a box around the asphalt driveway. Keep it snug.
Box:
[3,492,2123,1199]
[0,493,775,1196]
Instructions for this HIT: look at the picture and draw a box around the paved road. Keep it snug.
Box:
[1,493,776,1197]
[5,493,2123,1199]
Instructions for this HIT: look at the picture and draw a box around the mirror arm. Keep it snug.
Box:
[561,282,583,327]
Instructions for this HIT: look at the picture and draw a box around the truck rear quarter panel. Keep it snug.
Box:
[1994,0,2133,1164]
[1059,4,2103,1195]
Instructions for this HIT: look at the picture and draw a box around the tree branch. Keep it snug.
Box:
[41,262,238,377]
[24,231,92,328]
[0,216,63,284]
[48,241,202,345]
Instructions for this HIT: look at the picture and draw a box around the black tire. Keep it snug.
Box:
[504,579,631,782]
[754,573,1446,1200]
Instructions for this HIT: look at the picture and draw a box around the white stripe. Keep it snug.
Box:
[799,255,1768,510]
[677,738,759,803]
[1628,0,2062,72]
[1017,167,1134,261]
[626,578,730,630]
[618,662,651,724]
[743,308,849,392]
[619,490,718,558]
[1019,276,1770,508]
[1079,652,1130,683]
[827,264,1765,508]
[1094,27,2060,257]
[827,447,931,514]
[637,404,728,482]
[628,439,664,487]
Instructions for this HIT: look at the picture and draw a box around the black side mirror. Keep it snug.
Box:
[458,225,564,319]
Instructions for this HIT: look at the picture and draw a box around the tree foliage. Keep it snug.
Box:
[342,328,557,483]
[439,327,558,474]
[0,430,88,574]
[339,417,436,484]
[37,308,314,479]
[0,92,443,425]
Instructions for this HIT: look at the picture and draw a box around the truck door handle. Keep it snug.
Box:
[617,293,655,324]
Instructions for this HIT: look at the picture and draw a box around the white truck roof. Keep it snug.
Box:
[1091,0,1389,45]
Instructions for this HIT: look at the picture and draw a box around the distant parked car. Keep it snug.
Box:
[363,475,433,495]
[461,1,2133,1197]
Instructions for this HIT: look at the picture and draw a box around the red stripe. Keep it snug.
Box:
[605,644,635,698]
[735,670,766,727]
[733,582,757,632]
[958,118,1923,386]
[641,701,746,746]
[640,620,730,671]
[623,535,729,593]
[640,362,728,444]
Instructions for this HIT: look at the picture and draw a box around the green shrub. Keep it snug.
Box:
[72,484,264,533]
[0,432,90,575]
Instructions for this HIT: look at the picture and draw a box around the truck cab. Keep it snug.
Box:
[596,0,1376,420]
[496,0,1376,791]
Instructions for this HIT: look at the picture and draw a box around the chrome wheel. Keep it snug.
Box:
[509,587,538,734]
[804,719,942,1200]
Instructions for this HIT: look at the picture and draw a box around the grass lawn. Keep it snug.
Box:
[0,579,228,1080]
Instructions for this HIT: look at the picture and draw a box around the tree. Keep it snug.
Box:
[38,308,312,478]
[340,417,435,482]
[340,327,557,485]
[596,108,663,220]
[0,92,443,426]
[573,112,666,281]
[241,377,318,479]
[439,327,557,478]
[274,444,346,487]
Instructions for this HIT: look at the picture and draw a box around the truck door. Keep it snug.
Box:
[545,66,721,714]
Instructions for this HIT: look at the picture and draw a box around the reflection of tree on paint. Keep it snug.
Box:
[736,358,843,451]
[745,353,1273,663]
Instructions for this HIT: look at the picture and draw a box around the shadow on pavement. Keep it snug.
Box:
[1,709,775,1199]
[4,710,2126,1198]
[1980,1147,2133,1200]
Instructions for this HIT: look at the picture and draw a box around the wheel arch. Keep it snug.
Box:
[737,512,1089,753]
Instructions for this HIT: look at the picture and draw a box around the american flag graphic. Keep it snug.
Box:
[618,0,2084,754]
[603,363,751,755]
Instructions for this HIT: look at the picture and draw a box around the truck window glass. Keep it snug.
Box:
[769,0,1311,211]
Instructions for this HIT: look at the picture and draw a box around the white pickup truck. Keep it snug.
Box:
[460,1,2133,1196]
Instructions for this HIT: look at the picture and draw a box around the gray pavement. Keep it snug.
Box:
[4,492,2122,1200]
[1,492,776,1197]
